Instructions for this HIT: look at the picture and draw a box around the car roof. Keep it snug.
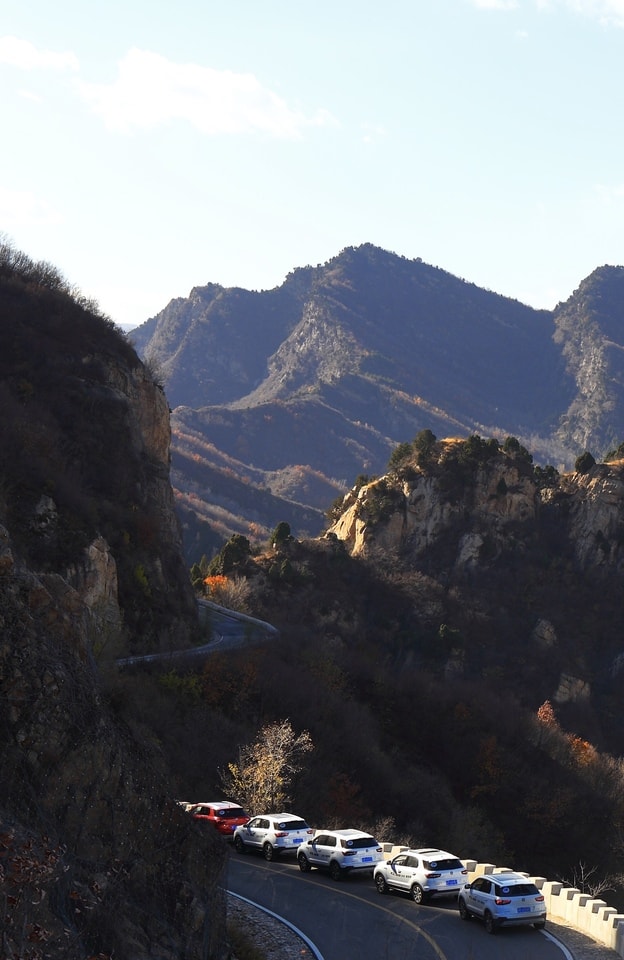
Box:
[263,813,306,820]
[325,829,375,838]
[195,801,242,810]
[490,871,531,884]
[410,848,460,859]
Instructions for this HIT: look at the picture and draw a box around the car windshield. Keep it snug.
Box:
[425,858,463,871]
[497,883,538,897]
[217,808,246,818]
[341,837,377,849]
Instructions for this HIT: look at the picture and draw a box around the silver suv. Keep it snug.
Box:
[458,871,547,933]
[232,814,313,860]
[297,829,383,880]
[373,848,467,903]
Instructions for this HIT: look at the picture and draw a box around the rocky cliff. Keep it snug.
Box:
[0,244,227,960]
[327,435,624,737]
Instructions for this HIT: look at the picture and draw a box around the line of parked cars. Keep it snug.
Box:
[179,799,547,934]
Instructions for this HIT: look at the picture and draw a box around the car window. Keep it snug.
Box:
[218,808,246,819]
[472,877,491,893]
[424,858,463,871]
[340,836,377,849]
[277,820,308,830]
[497,883,539,897]
[394,855,408,866]
[314,834,328,844]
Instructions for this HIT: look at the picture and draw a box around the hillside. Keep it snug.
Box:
[162,434,624,893]
[0,242,227,960]
[131,244,624,563]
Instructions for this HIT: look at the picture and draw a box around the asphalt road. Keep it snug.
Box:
[227,852,579,960]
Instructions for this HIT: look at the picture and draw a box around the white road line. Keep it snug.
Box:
[227,889,325,960]
[542,928,576,960]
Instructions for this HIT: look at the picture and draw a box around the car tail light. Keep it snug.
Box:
[376,847,382,852]
[535,895,545,902]
[461,869,468,875]
[343,850,357,856]
[425,872,441,879]
[495,898,511,905]
[274,832,288,838]
[306,829,314,834]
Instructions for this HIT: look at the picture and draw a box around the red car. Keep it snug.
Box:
[190,801,249,838]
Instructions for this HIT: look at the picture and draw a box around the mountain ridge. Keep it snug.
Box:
[131,244,624,560]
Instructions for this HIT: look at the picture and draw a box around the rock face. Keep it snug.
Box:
[326,437,624,723]
[0,247,227,960]
[329,442,540,565]
[0,526,228,960]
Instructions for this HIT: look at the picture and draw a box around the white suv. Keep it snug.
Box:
[297,829,383,880]
[373,848,467,903]
[458,871,547,933]
[232,814,314,860]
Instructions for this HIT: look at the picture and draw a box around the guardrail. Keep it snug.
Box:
[383,845,624,953]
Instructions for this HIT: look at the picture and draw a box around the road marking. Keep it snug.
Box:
[541,928,575,960]
[227,890,325,959]
[230,859,450,960]
[312,882,450,960]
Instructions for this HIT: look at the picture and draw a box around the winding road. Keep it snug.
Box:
[227,852,583,960]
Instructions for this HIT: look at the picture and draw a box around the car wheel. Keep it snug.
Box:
[410,883,426,904]
[375,874,388,895]
[534,921,546,930]
[484,910,497,935]
[458,898,471,921]
[329,861,343,881]
[298,853,311,873]
[263,842,275,862]
[233,835,246,854]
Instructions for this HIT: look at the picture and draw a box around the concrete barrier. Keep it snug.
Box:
[381,846,624,953]
[466,859,624,954]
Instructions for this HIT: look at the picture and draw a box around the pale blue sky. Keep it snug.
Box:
[2,0,624,328]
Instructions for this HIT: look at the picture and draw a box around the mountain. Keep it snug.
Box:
[176,434,624,887]
[131,244,624,562]
[0,242,227,960]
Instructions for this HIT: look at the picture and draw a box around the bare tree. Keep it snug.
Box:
[219,719,313,813]
[557,861,624,898]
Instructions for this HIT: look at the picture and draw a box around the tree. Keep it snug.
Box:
[207,534,251,575]
[575,451,596,474]
[413,429,437,466]
[387,442,412,473]
[271,521,292,548]
[219,719,313,813]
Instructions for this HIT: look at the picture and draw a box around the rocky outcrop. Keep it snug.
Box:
[329,445,539,567]
[326,439,624,719]
[0,523,228,960]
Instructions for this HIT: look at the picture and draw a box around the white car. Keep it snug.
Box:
[297,829,383,880]
[458,871,547,933]
[373,848,467,903]
[233,814,314,860]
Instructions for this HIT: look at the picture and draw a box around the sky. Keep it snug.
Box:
[1,0,624,330]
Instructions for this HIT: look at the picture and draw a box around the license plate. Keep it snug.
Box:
[292,838,302,844]
[362,856,373,862]
[517,907,531,913]
[446,879,458,886]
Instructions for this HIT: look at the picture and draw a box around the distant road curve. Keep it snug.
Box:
[115,600,279,668]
